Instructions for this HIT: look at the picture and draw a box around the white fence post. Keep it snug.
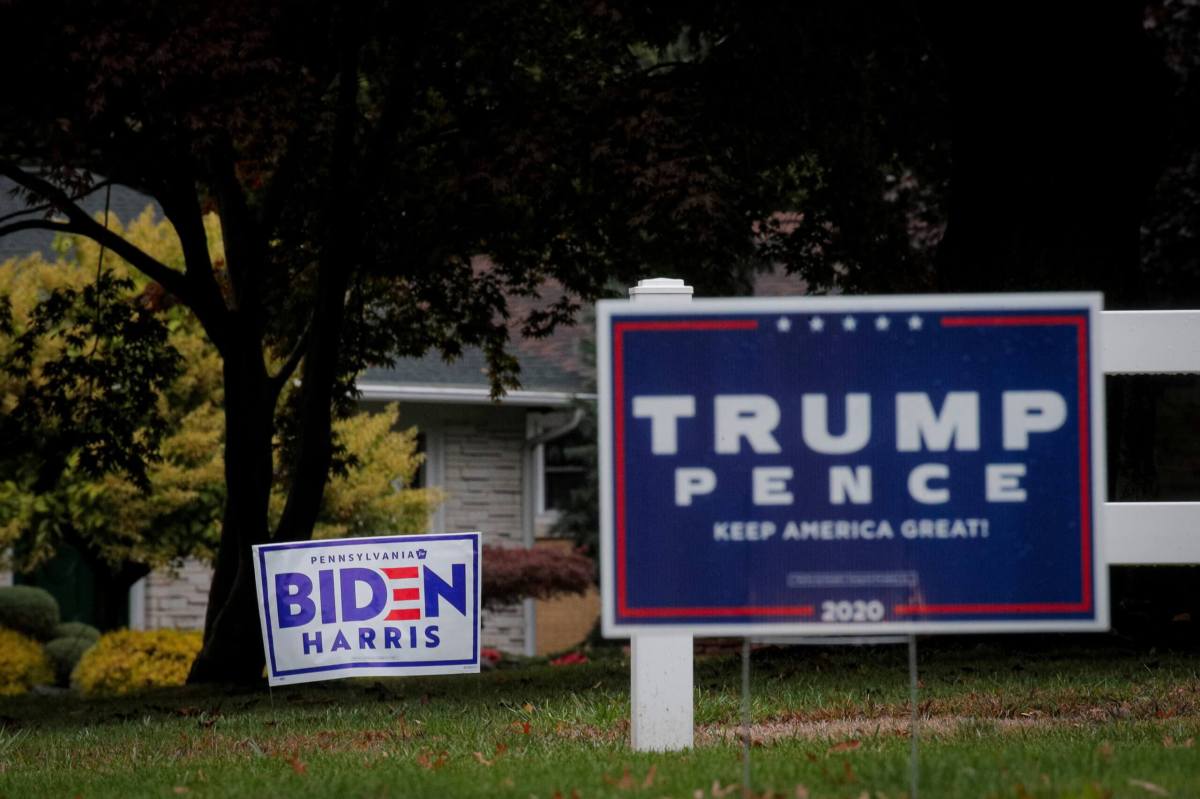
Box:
[628,277,695,751]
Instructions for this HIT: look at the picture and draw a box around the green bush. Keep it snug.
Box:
[0,586,60,640]
[0,627,53,694]
[72,629,202,696]
[45,636,95,686]
[53,621,101,642]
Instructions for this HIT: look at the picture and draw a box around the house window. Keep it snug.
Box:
[538,429,588,514]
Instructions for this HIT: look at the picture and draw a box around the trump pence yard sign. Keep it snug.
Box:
[598,294,1107,636]
[254,532,480,685]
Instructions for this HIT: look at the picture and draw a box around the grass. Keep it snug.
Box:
[0,639,1198,798]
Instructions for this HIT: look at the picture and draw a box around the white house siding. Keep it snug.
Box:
[415,405,532,652]
[143,559,212,630]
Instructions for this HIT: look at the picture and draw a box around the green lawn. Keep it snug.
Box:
[1,640,1198,798]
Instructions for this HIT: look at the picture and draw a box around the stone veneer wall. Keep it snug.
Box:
[439,418,527,654]
[144,558,212,630]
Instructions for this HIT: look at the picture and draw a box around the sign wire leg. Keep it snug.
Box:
[908,635,919,799]
[741,638,752,797]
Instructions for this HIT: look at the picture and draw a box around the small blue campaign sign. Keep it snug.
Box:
[597,294,1107,636]
[253,532,480,685]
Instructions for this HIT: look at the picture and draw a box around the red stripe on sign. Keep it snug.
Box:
[615,320,760,333]
[621,605,815,618]
[1075,318,1093,610]
[940,314,1084,327]
[392,588,419,601]
[385,608,421,621]
[382,567,418,580]
[892,313,1093,618]
[894,602,1088,615]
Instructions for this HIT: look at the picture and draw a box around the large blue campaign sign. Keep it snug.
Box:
[598,294,1107,635]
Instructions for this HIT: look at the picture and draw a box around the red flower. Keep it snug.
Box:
[549,651,589,667]
[481,647,503,664]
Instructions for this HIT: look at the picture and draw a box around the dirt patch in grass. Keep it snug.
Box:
[746,681,1200,727]
[699,714,1200,746]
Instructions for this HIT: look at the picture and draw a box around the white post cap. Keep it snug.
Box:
[628,277,694,299]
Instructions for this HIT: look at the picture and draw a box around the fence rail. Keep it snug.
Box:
[1100,310,1200,565]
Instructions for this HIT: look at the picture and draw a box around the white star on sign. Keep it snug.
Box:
[809,316,825,332]
[842,315,857,331]
[908,314,923,331]
[874,315,890,331]
[776,316,791,332]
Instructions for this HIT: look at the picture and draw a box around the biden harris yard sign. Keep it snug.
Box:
[254,532,480,685]
[598,294,1107,637]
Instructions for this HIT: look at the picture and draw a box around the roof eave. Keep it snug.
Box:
[357,382,595,407]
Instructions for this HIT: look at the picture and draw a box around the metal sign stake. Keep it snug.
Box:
[908,635,919,799]
[741,638,752,797]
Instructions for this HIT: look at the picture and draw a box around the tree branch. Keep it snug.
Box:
[268,321,311,392]
[0,218,75,238]
[0,162,194,305]
[619,59,698,82]
[272,16,364,543]
[260,126,313,235]
[153,175,232,346]
[0,180,114,226]
[207,138,262,314]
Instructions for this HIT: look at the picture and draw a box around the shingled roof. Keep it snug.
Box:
[358,278,595,402]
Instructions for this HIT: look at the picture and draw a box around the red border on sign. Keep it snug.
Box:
[893,313,1093,616]
[612,312,1094,623]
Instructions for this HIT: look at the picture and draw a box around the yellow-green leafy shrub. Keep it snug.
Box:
[0,628,53,695]
[71,629,202,696]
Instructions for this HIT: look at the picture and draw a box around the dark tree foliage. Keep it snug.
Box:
[1,271,181,489]
[1141,0,1200,308]
[0,0,831,682]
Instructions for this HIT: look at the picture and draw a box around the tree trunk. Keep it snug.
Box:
[187,334,277,684]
